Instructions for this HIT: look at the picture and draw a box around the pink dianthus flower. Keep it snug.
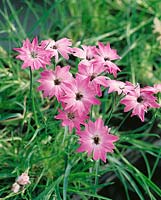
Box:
[106,80,134,95]
[154,83,161,93]
[106,79,126,95]
[55,107,89,132]
[120,84,160,121]
[72,45,97,65]
[94,42,121,77]
[77,118,118,162]
[37,65,73,101]
[78,63,108,96]
[13,37,51,70]
[41,38,72,63]
[60,75,100,115]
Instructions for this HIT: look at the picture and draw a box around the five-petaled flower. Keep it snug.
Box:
[60,75,100,115]
[55,107,89,132]
[72,45,97,65]
[77,63,108,96]
[77,118,118,162]
[37,65,73,101]
[120,84,160,121]
[13,37,51,70]
[106,80,135,95]
[94,42,121,77]
[41,38,72,63]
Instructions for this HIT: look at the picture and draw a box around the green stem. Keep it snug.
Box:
[106,93,116,124]
[62,126,68,144]
[63,162,72,200]
[115,111,131,133]
[29,67,39,128]
[94,159,100,194]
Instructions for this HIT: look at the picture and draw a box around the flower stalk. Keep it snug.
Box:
[29,67,39,128]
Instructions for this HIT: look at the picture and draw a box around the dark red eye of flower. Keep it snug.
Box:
[104,57,110,61]
[137,96,144,103]
[90,74,96,81]
[54,79,61,85]
[76,93,83,100]
[93,136,100,145]
[86,55,93,60]
[52,45,57,49]
[67,112,75,120]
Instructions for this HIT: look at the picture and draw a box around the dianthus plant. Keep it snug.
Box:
[14,37,161,163]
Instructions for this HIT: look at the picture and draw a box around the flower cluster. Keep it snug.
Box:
[14,37,161,162]
[11,172,30,193]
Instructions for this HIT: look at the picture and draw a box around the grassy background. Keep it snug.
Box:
[0,0,161,199]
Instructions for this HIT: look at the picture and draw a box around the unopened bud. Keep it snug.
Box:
[11,182,20,193]
[16,173,30,186]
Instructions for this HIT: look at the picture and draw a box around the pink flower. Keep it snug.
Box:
[41,38,72,63]
[154,83,161,93]
[72,45,97,65]
[16,173,30,186]
[120,84,160,121]
[78,63,108,96]
[106,79,126,95]
[11,182,20,193]
[37,65,73,101]
[106,80,134,95]
[94,42,121,77]
[55,107,89,132]
[140,86,158,94]
[60,75,100,115]
[13,37,51,70]
[77,118,118,162]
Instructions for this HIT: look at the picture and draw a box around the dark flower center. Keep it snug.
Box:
[104,57,110,61]
[137,96,144,103]
[86,55,93,60]
[67,112,75,120]
[90,74,96,81]
[54,79,61,85]
[93,136,100,145]
[52,45,57,49]
[31,51,38,58]
[76,92,83,100]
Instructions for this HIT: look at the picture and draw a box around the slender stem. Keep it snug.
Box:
[94,159,100,194]
[150,149,161,179]
[115,111,131,133]
[62,126,68,144]
[29,67,39,128]
[63,162,72,200]
[106,93,116,124]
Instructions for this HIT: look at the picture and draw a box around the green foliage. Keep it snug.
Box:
[0,0,161,199]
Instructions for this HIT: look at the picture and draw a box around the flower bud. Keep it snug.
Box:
[11,182,20,193]
[16,173,30,186]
